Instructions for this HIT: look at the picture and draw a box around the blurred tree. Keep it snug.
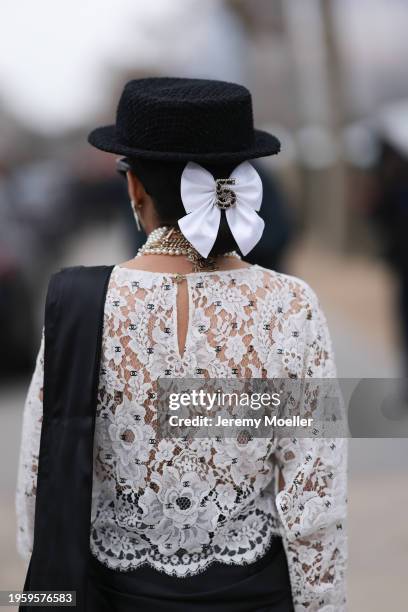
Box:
[226,0,285,34]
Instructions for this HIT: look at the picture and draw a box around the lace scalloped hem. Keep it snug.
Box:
[89,525,283,578]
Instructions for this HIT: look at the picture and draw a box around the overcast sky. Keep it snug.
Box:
[1,0,408,134]
[0,0,247,134]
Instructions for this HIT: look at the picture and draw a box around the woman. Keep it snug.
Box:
[16,78,347,611]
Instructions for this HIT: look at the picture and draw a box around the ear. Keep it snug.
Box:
[126,171,146,205]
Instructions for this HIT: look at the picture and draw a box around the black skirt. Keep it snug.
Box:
[86,536,294,612]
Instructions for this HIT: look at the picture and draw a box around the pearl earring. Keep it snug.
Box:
[131,199,142,231]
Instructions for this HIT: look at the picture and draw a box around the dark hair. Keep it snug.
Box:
[127,157,240,257]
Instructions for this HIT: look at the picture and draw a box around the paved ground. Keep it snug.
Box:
[1,224,407,610]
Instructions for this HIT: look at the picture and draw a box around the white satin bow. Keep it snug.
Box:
[178,161,264,258]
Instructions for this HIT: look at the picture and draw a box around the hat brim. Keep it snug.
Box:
[87,125,280,162]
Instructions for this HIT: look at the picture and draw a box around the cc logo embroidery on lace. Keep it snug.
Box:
[215,178,237,209]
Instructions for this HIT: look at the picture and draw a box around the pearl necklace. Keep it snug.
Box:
[135,226,241,272]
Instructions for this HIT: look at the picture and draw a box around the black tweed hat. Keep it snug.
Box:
[87,77,280,163]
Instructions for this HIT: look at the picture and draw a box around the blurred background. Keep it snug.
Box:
[1,0,407,609]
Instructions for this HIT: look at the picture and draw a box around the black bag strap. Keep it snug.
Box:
[20,264,114,611]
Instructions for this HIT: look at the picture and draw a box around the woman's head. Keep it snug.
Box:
[124,156,241,257]
[88,77,281,258]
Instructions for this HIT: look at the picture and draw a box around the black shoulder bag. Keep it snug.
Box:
[20,264,114,612]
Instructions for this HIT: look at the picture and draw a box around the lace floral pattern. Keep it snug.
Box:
[15,328,44,561]
[16,264,347,610]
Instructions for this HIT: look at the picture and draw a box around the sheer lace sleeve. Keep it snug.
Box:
[15,329,44,562]
[274,283,348,611]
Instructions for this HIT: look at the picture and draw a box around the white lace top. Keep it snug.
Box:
[16,263,347,611]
